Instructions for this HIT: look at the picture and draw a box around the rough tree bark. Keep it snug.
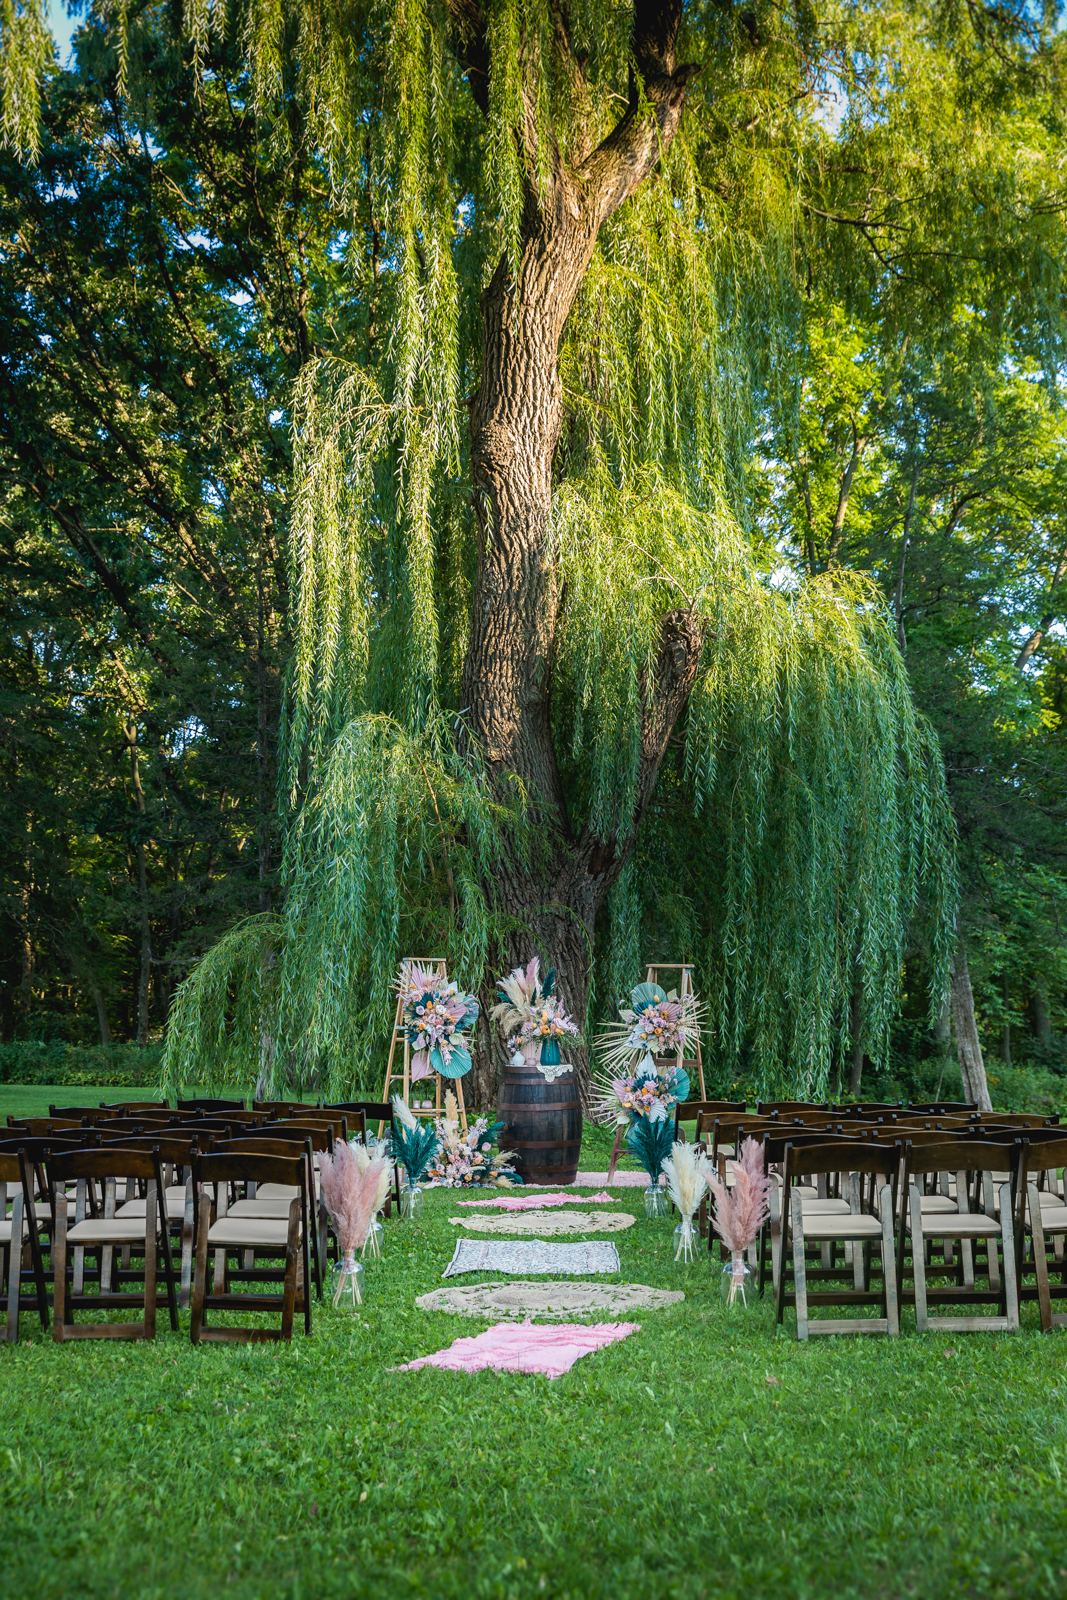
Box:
[950,938,992,1112]
[126,720,153,1048]
[453,1,702,1108]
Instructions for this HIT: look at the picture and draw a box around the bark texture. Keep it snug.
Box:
[950,938,992,1112]
[453,2,702,1108]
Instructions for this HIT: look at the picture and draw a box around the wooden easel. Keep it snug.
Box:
[381,957,468,1132]
[644,962,706,1099]
[606,961,706,1181]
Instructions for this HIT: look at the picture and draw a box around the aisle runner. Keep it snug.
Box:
[573,1171,661,1188]
[395,1320,639,1379]
[457,1190,614,1210]
[442,1239,622,1277]
[449,1210,634,1236]
[417,1281,685,1317]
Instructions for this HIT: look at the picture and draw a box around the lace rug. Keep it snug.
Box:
[457,1190,614,1210]
[417,1281,685,1318]
[442,1240,622,1278]
[393,1320,639,1379]
[449,1210,634,1236]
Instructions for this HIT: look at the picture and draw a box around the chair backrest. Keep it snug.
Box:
[903,1139,1020,1179]
[177,1098,246,1112]
[194,1148,307,1193]
[757,1101,830,1115]
[8,1117,87,1135]
[47,1105,108,1123]
[253,1101,312,1116]
[1016,1134,1067,1180]
[906,1102,978,1115]
[49,1147,162,1185]
[226,1122,336,1152]
[784,1139,901,1184]
[100,1133,201,1164]
[273,1117,348,1147]
[98,1100,170,1112]
[672,1099,746,1135]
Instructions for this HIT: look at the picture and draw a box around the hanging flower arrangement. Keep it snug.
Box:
[594,979,704,1123]
[398,963,480,1082]
[491,958,580,1078]
[424,1091,520,1188]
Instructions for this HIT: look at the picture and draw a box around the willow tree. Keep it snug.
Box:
[16,0,1044,1100]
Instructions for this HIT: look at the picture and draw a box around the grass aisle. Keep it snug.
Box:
[1,1156,1065,1596]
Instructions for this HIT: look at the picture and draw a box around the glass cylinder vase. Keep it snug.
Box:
[644,1183,671,1219]
[400,1182,423,1221]
[673,1217,697,1264]
[330,1252,364,1311]
[361,1217,384,1259]
[720,1251,756,1309]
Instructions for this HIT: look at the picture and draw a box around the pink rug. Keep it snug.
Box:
[394,1319,640,1379]
[457,1190,614,1210]
[572,1171,664,1188]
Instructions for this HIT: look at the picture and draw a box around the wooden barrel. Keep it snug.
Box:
[498,1055,582,1186]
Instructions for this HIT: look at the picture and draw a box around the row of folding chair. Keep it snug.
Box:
[0,1099,386,1344]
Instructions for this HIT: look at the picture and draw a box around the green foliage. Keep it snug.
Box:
[624,1112,676,1182]
[0,1041,162,1087]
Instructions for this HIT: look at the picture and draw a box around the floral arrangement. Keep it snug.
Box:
[317,1140,393,1303]
[425,1091,520,1188]
[708,1137,771,1306]
[594,979,703,1123]
[390,1095,440,1184]
[491,958,580,1070]
[399,963,480,1082]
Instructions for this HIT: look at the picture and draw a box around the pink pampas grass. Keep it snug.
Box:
[708,1137,771,1305]
[318,1142,392,1303]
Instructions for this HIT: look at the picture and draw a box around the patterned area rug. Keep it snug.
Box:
[417,1281,685,1318]
[393,1320,639,1378]
[572,1172,662,1188]
[449,1210,634,1236]
[442,1240,622,1278]
[457,1191,614,1210]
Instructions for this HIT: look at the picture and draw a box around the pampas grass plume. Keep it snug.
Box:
[318,1140,392,1252]
[662,1141,708,1221]
[708,1136,771,1255]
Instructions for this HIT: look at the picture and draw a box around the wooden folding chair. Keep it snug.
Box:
[49,1147,178,1340]
[1015,1134,1067,1332]
[177,1098,246,1112]
[213,1132,326,1297]
[672,1100,746,1143]
[102,1133,203,1308]
[899,1140,1020,1334]
[191,1149,311,1343]
[775,1140,901,1338]
[0,1147,50,1342]
[321,1102,398,1208]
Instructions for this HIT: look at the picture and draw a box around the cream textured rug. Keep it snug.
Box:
[442,1240,621,1277]
[449,1210,634,1236]
[572,1172,663,1188]
[417,1281,685,1318]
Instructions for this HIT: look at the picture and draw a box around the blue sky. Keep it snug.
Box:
[48,0,78,65]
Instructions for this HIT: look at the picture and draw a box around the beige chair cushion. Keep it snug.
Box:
[115,1186,189,1221]
[0,1217,29,1243]
[255,1182,314,1201]
[797,1211,885,1240]
[1034,1205,1067,1232]
[227,1198,301,1220]
[797,1198,852,1215]
[910,1212,1001,1239]
[919,1195,959,1214]
[66,1218,152,1244]
[207,1216,300,1248]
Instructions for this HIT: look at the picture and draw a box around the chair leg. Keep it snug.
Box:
[190,1192,211,1344]
[791,1190,808,1341]
[4,1191,24,1343]
[1000,1183,1020,1332]
[880,1185,899,1336]
[910,1186,929,1332]
[180,1182,195,1310]
[52,1202,68,1342]
[280,1198,300,1343]
[156,1194,179,1332]
[1028,1179,1053,1332]
[143,1191,158,1340]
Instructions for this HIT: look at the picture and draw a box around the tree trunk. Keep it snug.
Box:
[1033,986,1051,1047]
[932,990,952,1099]
[90,975,112,1046]
[458,11,702,1110]
[950,939,992,1111]
[127,721,153,1047]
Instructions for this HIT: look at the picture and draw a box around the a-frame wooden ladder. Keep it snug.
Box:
[380,956,468,1132]
[606,960,705,1181]
[644,962,706,1099]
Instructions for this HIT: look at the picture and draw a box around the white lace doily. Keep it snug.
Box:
[449,1210,634,1236]
[416,1281,685,1317]
[534,1059,573,1083]
[442,1240,621,1278]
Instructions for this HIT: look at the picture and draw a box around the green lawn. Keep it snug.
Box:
[2,1167,1066,1600]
